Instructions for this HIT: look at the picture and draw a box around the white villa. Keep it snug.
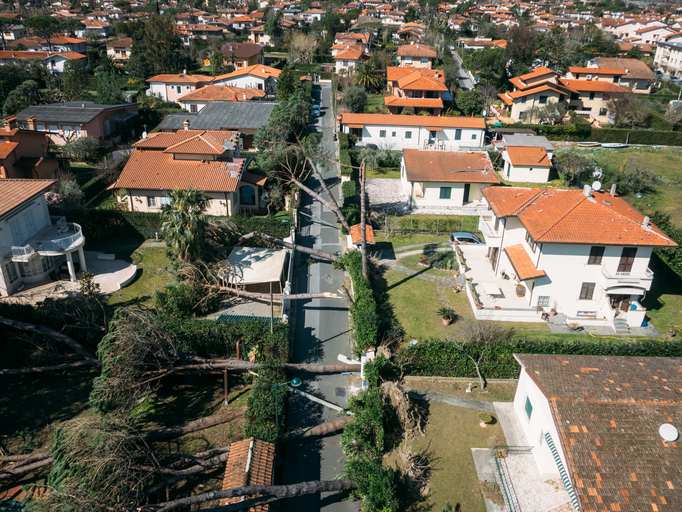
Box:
[471,185,677,331]
[0,179,86,296]
[339,114,486,151]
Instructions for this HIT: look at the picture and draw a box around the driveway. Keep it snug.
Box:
[279,84,357,512]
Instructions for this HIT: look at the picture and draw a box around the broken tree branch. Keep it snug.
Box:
[143,450,232,495]
[0,316,96,360]
[138,409,245,443]
[0,359,102,376]
[166,359,361,375]
[239,231,339,262]
[338,285,354,309]
[281,417,354,442]
[213,285,339,301]
[0,456,53,480]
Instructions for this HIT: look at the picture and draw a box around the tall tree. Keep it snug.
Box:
[127,14,186,79]
[24,15,62,51]
[209,49,226,76]
[61,59,90,100]
[264,10,283,38]
[96,72,123,104]
[60,18,84,37]
[161,188,209,263]
[276,66,295,101]
[354,61,382,90]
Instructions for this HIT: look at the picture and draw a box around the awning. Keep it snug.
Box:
[605,286,647,295]
[348,124,364,129]
[221,247,287,285]
[504,244,546,281]
[426,127,443,132]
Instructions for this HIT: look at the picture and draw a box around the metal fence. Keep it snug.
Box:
[491,446,534,512]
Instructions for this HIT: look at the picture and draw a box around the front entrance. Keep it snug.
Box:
[609,294,631,313]
[463,183,471,203]
[490,247,499,270]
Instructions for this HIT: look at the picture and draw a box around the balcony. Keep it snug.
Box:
[11,217,85,261]
[601,265,654,291]
[478,216,502,247]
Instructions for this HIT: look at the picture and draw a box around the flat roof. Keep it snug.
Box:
[223,247,287,285]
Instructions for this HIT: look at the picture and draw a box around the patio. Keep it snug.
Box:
[1,251,137,305]
[458,245,543,322]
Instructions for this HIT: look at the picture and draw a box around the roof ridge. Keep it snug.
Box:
[510,189,546,216]
[533,192,588,240]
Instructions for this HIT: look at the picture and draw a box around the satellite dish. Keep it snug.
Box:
[142,131,148,139]
[592,181,602,191]
[660,423,679,442]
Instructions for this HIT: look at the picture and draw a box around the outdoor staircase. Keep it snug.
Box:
[613,317,630,334]
[544,433,580,511]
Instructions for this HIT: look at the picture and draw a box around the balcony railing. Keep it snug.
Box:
[601,265,654,284]
[478,216,501,238]
[11,220,84,260]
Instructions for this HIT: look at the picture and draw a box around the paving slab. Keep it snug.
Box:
[472,448,497,483]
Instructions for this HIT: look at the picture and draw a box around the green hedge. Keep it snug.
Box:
[231,215,292,241]
[384,214,479,235]
[338,132,357,150]
[497,123,591,140]
[81,175,108,203]
[397,338,682,379]
[243,362,288,442]
[336,251,377,357]
[340,149,353,176]
[342,181,357,206]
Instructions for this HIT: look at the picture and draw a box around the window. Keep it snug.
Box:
[454,128,462,140]
[391,131,396,137]
[471,133,477,140]
[405,131,412,139]
[579,282,596,300]
[521,96,527,104]
[618,247,637,273]
[50,59,56,67]
[539,95,548,104]
[147,196,157,208]
[380,130,386,137]
[599,108,607,116]
[37,124,45,131]
[186,85,191,90]
[5,262,18,285]
[63,126,72,136]
[405,56,412,63]
[74,126,81,137]
[159,196,172,207]
[439,187,451,199]
[18,256,52,278]
[524,397,533,419]
[421,57,428,63]
[240,185,256,205]
[588,246,605,265]
[589,91,596,100]
[429,130,436,139]
[613,76,619,83]
[48,125,58,133]
[525,231,536,253]
[176,86,181,93]
[190,104,198,113]
[537,296,550,307]
[571,92,580,100]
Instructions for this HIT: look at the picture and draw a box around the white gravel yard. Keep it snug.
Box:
[366,178,409,214]
[503,454,573,512]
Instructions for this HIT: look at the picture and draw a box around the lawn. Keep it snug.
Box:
[406,379,518,403]
[364,93,387,113]
[88,190,118,209]
[641,254,682,335]
[555,146,682,225]
[374,233,449,251]
[397,254,459,277]
[384,402,506,512]
[366,166,400,179]
[106,247,172,309]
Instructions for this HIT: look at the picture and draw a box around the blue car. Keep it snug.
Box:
[311,107,320,117]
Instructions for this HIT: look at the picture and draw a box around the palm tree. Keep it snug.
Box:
[354,61,382,90]
[161,188,209,263]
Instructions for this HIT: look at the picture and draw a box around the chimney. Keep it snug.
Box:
[262,67,265,73]
[610,183,617,197]
[243,92,247,100]
[3,116,17,131]
[582,184,591,197]
[27,116,37,131]
[183,68,187,74]
[434,70,439,80]
[183,118,190,131]
[82,103,85,108]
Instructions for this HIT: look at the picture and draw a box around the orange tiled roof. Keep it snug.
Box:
[350,223,376,245]
[503,244,546,280]
[515,354,682,512]
[133,130,236,149]
[334,44,367,61]
[483,187,678,247]
[341,113,485,129]
[0,141,19,159]
[397,43,436,57]
[161,131,237,155]
[213,64,281,81]
[402,149,499,184]
[559,78,631,93]
[0,179,55,218]
[518,66,560,81]
[506,83,574,99]
[146,73,213,84]
[568,66,626,75]
[384,97,443,108]
[386,66,441,82]
[177,85,266,102]
[219,438,275,511]
[395,69,447,91]
[504,146,551,167]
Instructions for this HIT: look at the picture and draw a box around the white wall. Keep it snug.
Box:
[127,190,236,216]
[345,123,484,151]
[212,74,267,90]
[503,159,551,183]
[513,369,567,479]
[147,82,169,101]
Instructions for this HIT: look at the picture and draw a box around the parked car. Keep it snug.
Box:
[450,232,484,245]
[311,107,320,117]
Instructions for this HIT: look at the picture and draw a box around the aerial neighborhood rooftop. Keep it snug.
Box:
[1,0,682,510]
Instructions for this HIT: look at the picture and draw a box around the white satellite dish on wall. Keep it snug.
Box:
[592,181,602,191]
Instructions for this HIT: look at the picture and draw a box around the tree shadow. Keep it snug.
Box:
[641,253,682,315]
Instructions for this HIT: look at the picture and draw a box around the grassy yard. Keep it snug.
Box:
[366,166,400,179]
[106,247,172,309]
[88,190,118,209]
[374,233,449,251]
[641,254,682,335]
[364,93,387,113]
[384,402,506,512]
[406,379,518,403]
[398,254,459,277]
[555,146,682,225]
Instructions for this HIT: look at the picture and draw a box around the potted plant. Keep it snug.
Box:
[438,307,456,326]
[550,308,557,316]
[466,277,473,282]
[479,412,494,427]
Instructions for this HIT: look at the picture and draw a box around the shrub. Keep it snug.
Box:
[154,282,221,319]
[428,251,459,270]
[342,180,357,206]
[342,85,368,113]
[63,136,107,163]
[338,132,357,150]
[340,149,353,176]
[384,215,478,235]
[243,362,288,442]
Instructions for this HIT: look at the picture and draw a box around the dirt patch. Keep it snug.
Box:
[405,379,517,403]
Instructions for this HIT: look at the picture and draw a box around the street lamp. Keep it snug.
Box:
[282,215,294,264]
[272,377,302,429]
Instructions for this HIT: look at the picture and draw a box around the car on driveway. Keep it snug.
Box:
[450,232,484,245]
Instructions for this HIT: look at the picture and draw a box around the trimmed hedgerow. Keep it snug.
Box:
[243,361,288,443]
[342,180,357,206]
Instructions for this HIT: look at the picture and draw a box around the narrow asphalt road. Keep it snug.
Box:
[279,84,358,512]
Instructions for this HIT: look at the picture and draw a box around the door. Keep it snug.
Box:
[609,294,631,312]
[490,247,499,270]
[463,183,471,203]
[617,247,637,273]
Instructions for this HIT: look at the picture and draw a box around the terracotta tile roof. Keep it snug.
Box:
[506,83,575,99]
[178,85,266,102]
[162,131,237,154]
[397,43,436,57]
[503,244,546,280]
[334,44,368,61]
[341,113,485,129]
[0,179,55,218]
[384,97,443,108]
[594,58,656,80]
[108,37,133,48]
[396,69,448,91]
[482,187,678,247]
[220,42,263,59]
[213,64,281,81]
[568,66,626,75]
[504,146,551,167]
[146,73,213,84]
[402,149,499,183]
[350,223,376,245]
[387,66,443,82]
[112,150,245,193]
[559,79,631,93]
[0,141,19,159]
[515,354,682,512]
[219,438,275,511]
[133,130,237,150]
[0,50,85,60]
[518,66,560,81]
[242,171,267,186]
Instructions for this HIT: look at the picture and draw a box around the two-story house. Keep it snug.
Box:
[340,113,486,151]
[587,57,655,94]
[176,85,266,113]
[0,179,86,296]
[107,37,133,63]
[146,73,213,103]
[211,64,281,94]
[0,116,62,179]
[479,186,677,331]
[385,67,451,115]
[219,42,264,68]
[396,42,436,68]
[110,128,266,216]
[333,43,369,74]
